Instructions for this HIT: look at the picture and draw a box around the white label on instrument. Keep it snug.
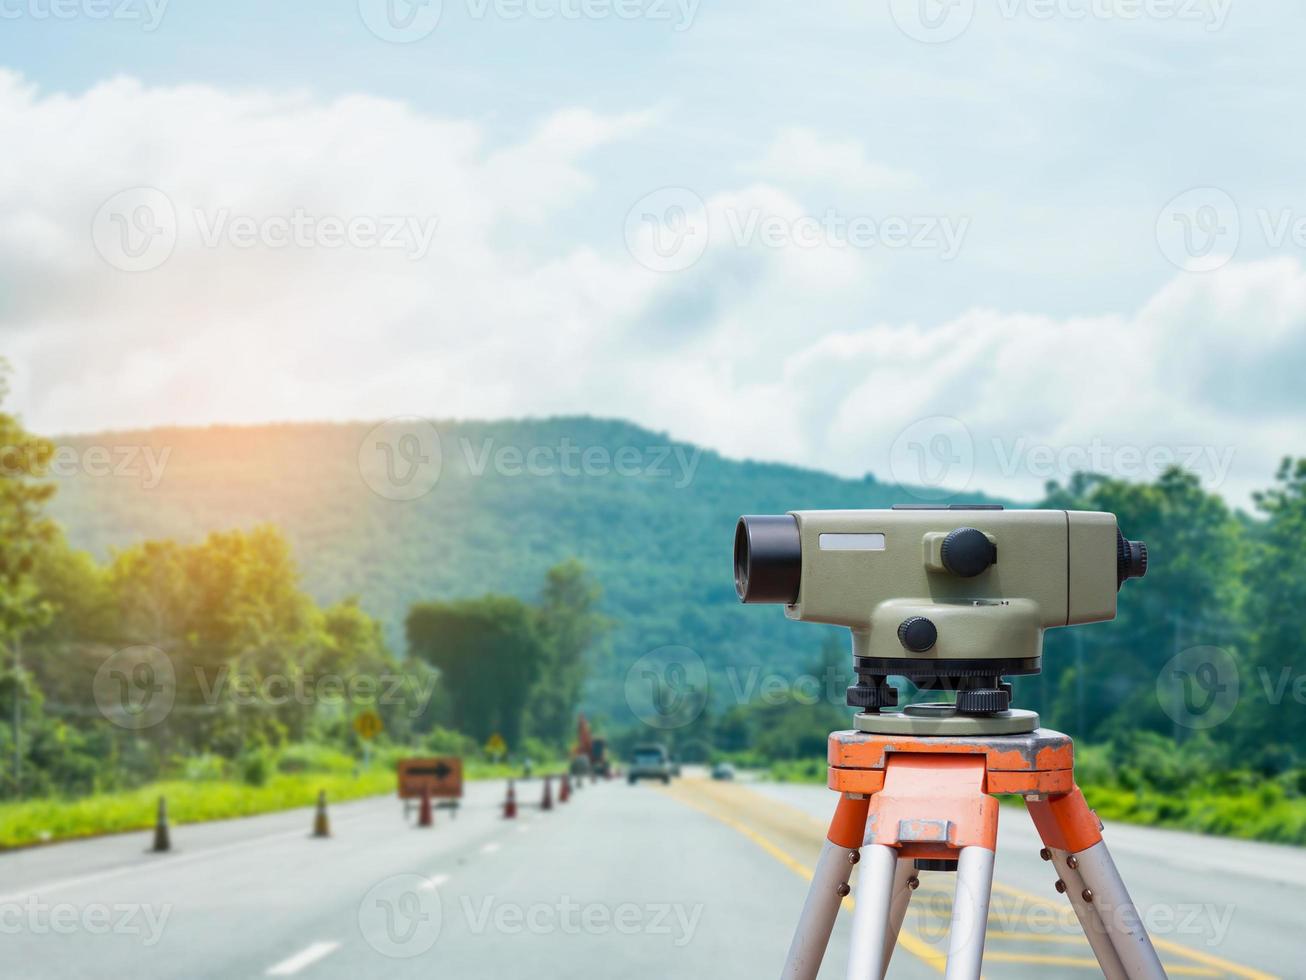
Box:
[818,533,886,551]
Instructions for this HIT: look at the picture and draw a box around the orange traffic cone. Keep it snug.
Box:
[560,774,571,804]
[541,775,553,812]
[417,785,434,828]
[503,780,517,819]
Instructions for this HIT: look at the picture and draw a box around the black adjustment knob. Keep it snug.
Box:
[898,617,937,653]
[955,688,1010,714]
[941,527,996,578]
[1116,528,1148,590]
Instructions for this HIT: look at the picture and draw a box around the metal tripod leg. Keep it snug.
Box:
[1076,839,1167,979]
[782,795,869,980]
[1027,788,1166,980]
[1045,845,1128,980]
[944,846,995,980]
[878,857,918,979]
[845,844,898,980]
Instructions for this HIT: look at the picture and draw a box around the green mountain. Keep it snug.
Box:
[45,417,1005,722]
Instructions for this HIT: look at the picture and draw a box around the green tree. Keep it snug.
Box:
[1242,458,1306,767]
[529,560,608,745]
[0,364,56,796]
[406,594,546,747]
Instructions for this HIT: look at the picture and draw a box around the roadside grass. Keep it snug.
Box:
[0,751,566,850]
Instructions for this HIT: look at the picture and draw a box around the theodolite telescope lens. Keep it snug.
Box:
[1116,528,1148,589]
[735,515,802,604]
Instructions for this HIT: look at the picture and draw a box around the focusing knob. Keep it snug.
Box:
[898,617,938,653]
[1116,528,1148,590]
[941,527,997,578]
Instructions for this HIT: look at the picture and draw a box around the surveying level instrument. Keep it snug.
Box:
[735,505,1164,979]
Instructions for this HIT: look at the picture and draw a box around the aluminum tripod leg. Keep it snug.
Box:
[878,857,918,978]
[943,846,995,980]
[1044,845,1128,980]
[1077,839,1166,979]
[845,844,898,979]
[782,795,869,980]
[1027,788,1166,980]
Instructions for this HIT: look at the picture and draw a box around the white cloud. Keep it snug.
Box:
[0,70,1300,507]
[753,126,920,192]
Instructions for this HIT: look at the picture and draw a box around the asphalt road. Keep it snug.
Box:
[0,774,1297,979]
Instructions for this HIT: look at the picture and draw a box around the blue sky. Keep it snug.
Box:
[1,0,1303,504]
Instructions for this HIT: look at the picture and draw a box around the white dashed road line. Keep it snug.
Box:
[265,940,341,976]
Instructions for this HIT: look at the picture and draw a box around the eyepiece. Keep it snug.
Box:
[1116,528,1148,589]
[734,515,802,604]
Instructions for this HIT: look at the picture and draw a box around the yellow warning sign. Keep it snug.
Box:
[353,711,383,741]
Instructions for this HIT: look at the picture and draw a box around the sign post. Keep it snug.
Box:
[354,711,383,770]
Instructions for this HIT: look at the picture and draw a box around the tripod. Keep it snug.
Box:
[782,725,1167,980]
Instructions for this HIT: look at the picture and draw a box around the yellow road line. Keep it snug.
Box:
[984,951,1219,975]
[659,787,948,974]
[662,781,1277,979]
